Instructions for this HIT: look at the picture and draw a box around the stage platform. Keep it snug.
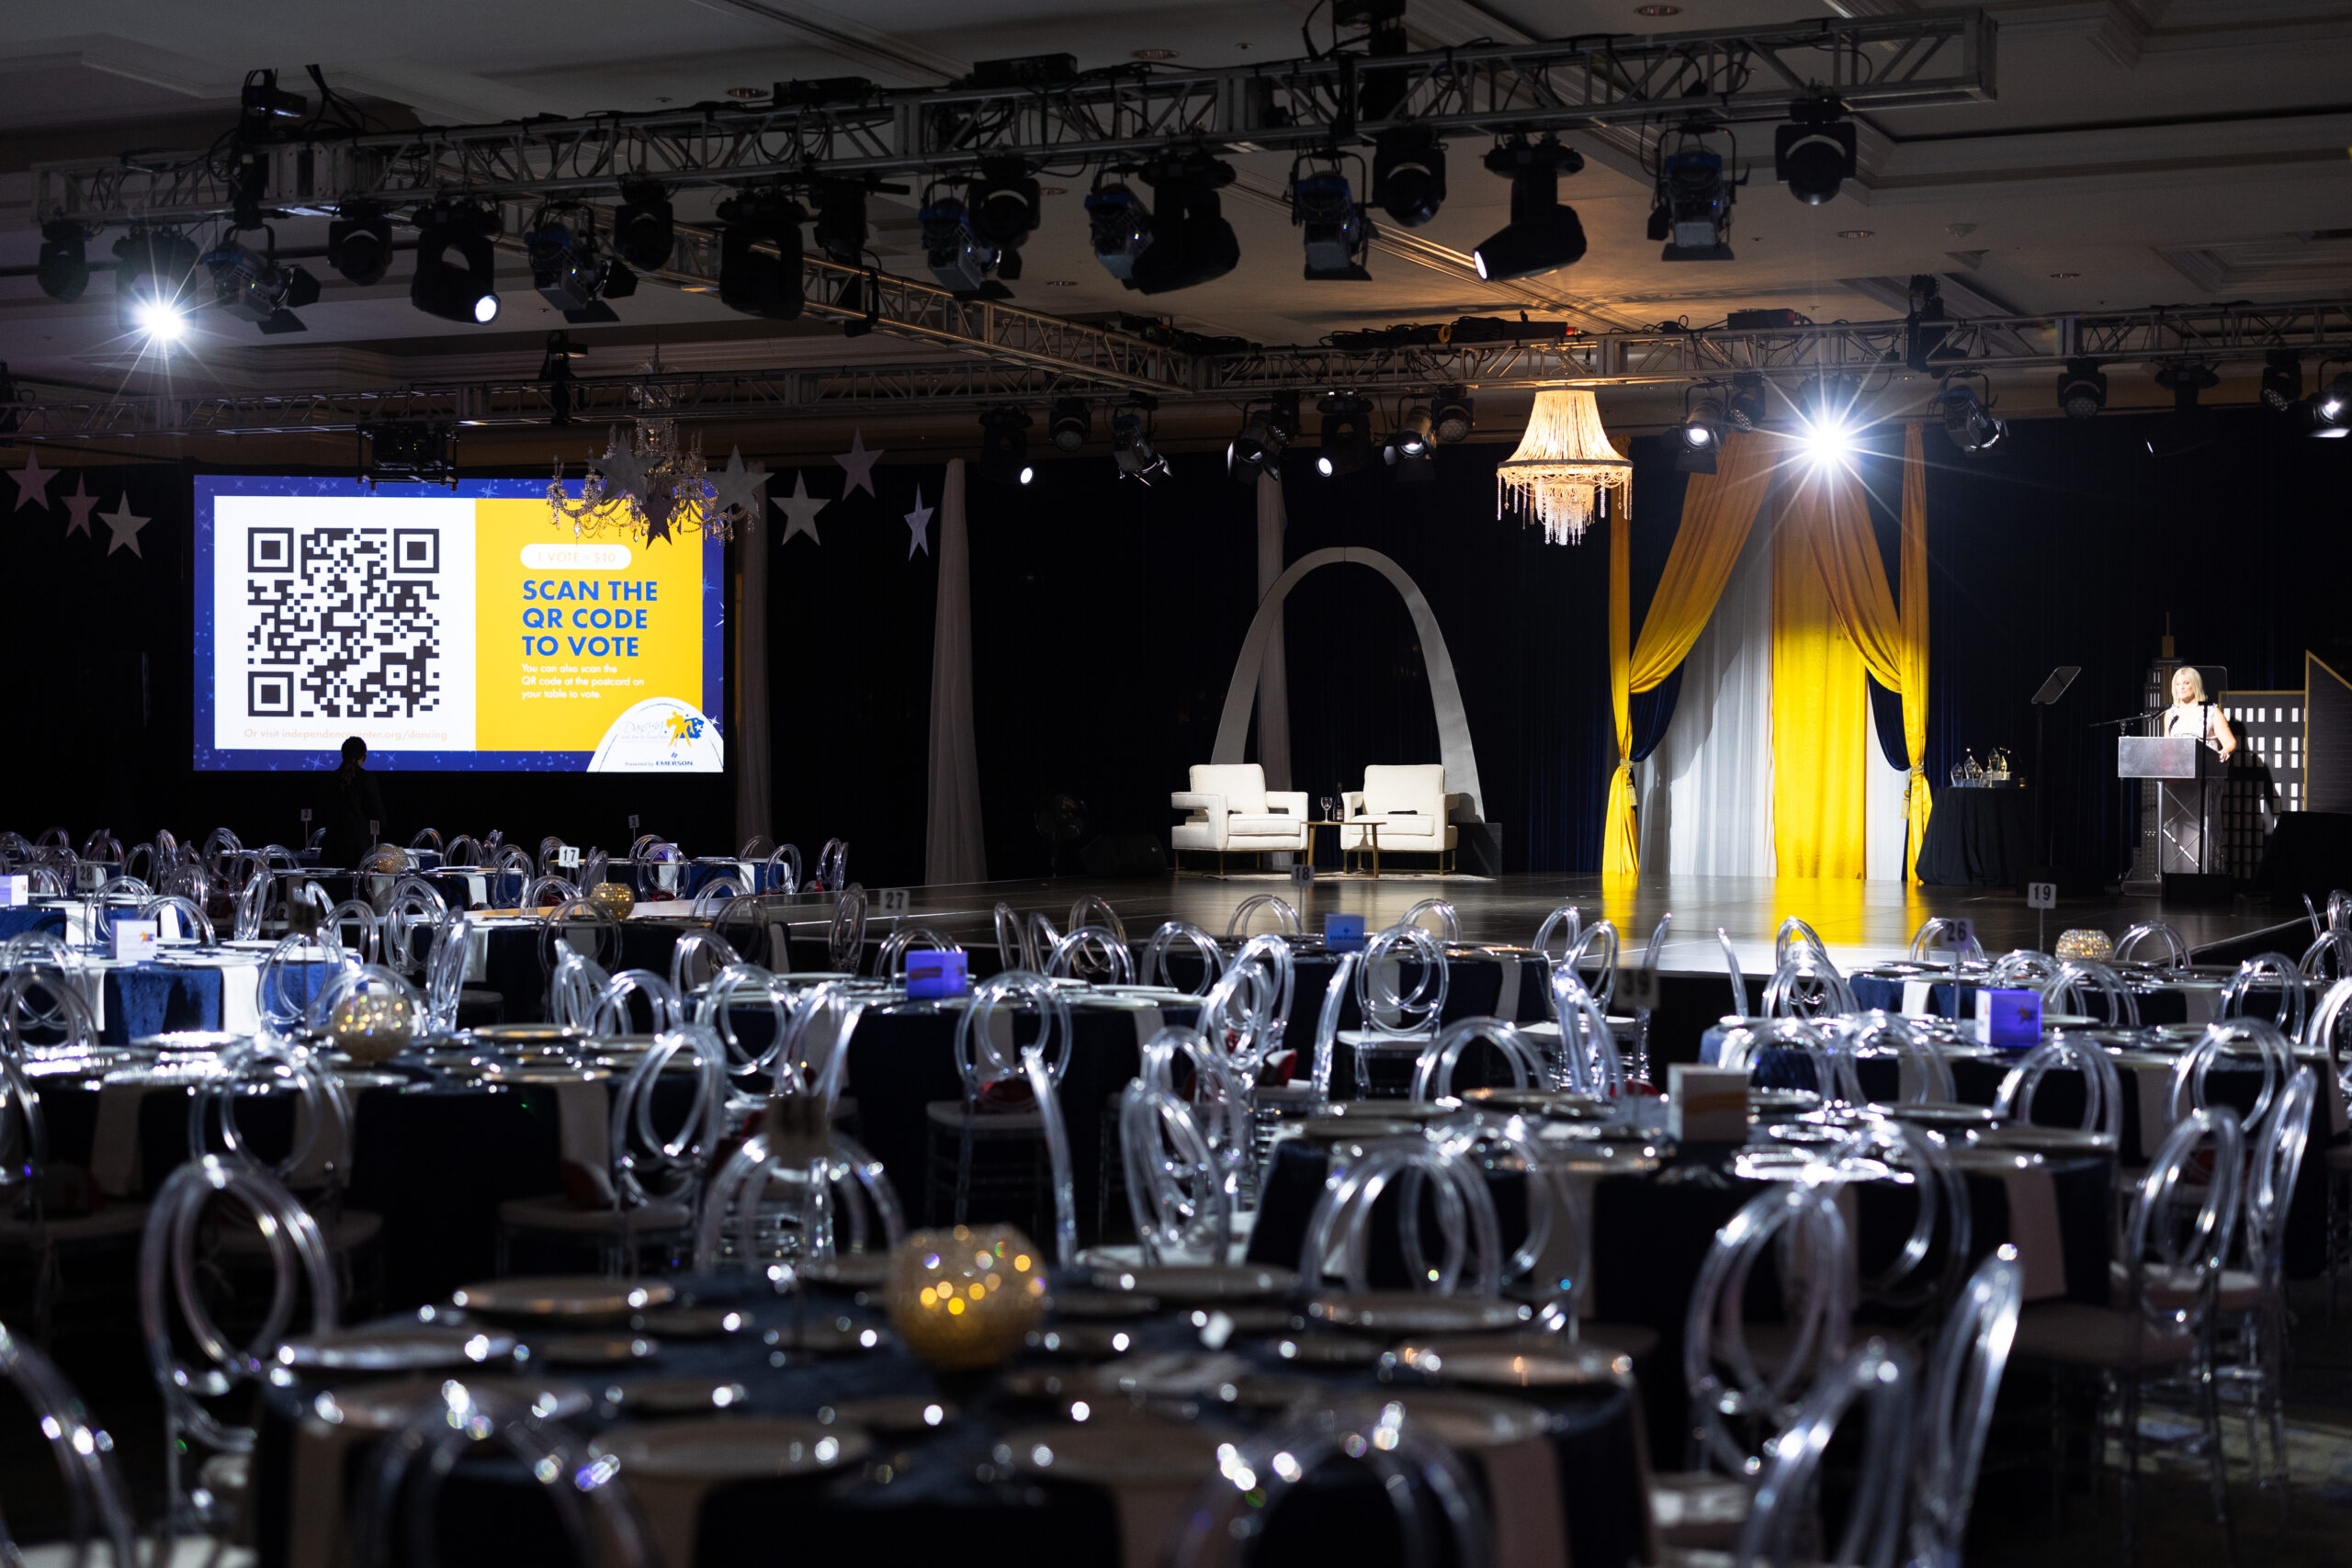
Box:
[765,872,2313,975]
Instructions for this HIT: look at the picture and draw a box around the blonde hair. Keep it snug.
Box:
[2173,666,2209,702]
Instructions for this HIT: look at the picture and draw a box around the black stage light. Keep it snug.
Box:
[1112,411,1166,481]
[409,204,503,324]
[1676,388,1727,474]
[1651,131,1735,261]
[1775,97,1857,206]
[813,179,869,266]
[1127,151,1239,295]
[1727,371,1768,432]
[1373,128,1446,228]
[2146,362,2219,457]
[240,68,305,124]
[1431,387,1474,443]
[204,240,321,333]
[1939,378,2007,456]
[978,406,1034,484]
[1050,398,1091,452]
[112,230,202,339]
[2260,349,2303,413]
[613,182,675,271]
[921,197,1000,294]
[326,203,393,286]
[2056,357,2107,421]
[1383,407,1435,480]
[1293,168,1373,281]
[539,331,587,426]
[1473,137,1587,282]
[2303,370,2352,438]
[1085,183,1153,282]
[1227,391,1299,482]
[715,189,807,319]
[38,222,89,302]
[1315,394,1375,477]
[526,219,634,323]
[970,158,1041,282]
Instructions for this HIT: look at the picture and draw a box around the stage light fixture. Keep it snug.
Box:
[1938,377,2006,456]
[1649,125,1736,261]
[969,158,1041,282]
[813,180,870,266]
[1085,183,1153,281]
[2055,357,2107,420]
[1372,128,1446,228]
[525,218,636,323]
[1292,166,1374,281]
[1793,378,1860,467]
[1111,410,1167,481]
[1050,398,1091,452]
[921,197,1003,295]
[1383,406,1436,481]
[112,230,200,339]
[1774,96,1857,206]
[2259,350,2303,413]
[203,240,321,333]
[2146,362,2219,457]
[326,203,394,286]
[37,222,89,302]
[409,204,503,324]
[613,182,675,271]
[1727,372,1768,432]
[714,188,807,319]
[2307,370,2352,437]
[1227,391,1299,483]
[1675,387,1727,473]
[1126,152,1240,295]
[1473,137,1588,282]
[978,406,1035,484]
[1315,394,1376,477]
[1431,388,1474,443]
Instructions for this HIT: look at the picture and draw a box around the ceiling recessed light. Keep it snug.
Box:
[1044,280,1077,288]
[1838,229,1874,239]
[1636,4,1681,14]
[2051,271,2079,278]
[1039,187,1069,197]
[727,86,764,99]
[1132,48,1178,60]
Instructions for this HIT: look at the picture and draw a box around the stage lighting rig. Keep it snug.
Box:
[813,180,872,266]
[1051,399,1091,452]
[1675,386,1728,473]
[240,68,306,127]
[1373,128,1445,228]
[1085,182,1153,282]
[1938,373,2006,455]
[2146,362,2219,457]
[2055,358,2107,421]
[1316,394,1376,477]
[1727,372,1768,433]
[204,239,321,333]
[326,203,393,286]
[526,212,637,323]
[112,230,200,340]
[1431,388,1474,443]
[2305,368,2352,437]
[2259,350,2303,413]
[1292,158,1374,281]
[1473,137,1587,282]
[613,182,675,271]
[978,406,1035,484]
[38,222,89,302]
[715,188,807,319]
[1775,96,1857,206]
[539,331,587,426]
[1794,376,1860,467]
[921,196,1006,296]
[1127,151,1239,295]
[1383,406,1435,480]
[360,422,459,491]
[1228,391,1300,483]
[970,159,1041,281]
[1905,276,1952,372]
[1112,408,1167,482]
[410,204,503,324]
[1649,122,1737,261]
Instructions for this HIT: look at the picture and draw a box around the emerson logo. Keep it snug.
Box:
[589,697,725,773]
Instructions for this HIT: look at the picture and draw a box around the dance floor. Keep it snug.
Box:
[756,871,2312,974]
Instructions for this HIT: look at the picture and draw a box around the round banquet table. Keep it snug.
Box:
[1913,784,2030,886]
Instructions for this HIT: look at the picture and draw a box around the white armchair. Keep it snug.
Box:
[1170,763,1309,873]
[1340,763,1462,873]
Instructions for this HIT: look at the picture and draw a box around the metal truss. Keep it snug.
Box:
[32,12,1993,226]
[9,298,2346,442]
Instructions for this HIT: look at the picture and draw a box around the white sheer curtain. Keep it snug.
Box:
[1639,502,1775,876]
[1865,718,1908,880]
[924,458,986,883]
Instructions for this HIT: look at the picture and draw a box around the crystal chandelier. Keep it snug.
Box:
[548,421,729,544]
[1497,389,1632,545]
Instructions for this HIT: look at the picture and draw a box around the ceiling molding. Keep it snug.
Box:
[684,0,965,85]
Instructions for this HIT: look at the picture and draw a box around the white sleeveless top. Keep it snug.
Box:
[2164,703,2222,751]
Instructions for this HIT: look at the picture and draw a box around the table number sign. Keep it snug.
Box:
[1324,913,1366,953]
[874,888,910,918]
[111,918,160,962]
[74,863,107,892]
[556,846,582,869]
[0,874,26,907]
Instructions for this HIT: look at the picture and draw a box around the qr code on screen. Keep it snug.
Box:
[243,525,442,719]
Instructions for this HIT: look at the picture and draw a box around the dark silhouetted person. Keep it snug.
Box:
[321,737,388,869]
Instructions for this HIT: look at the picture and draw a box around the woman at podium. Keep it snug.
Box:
[2161,665,2237,761]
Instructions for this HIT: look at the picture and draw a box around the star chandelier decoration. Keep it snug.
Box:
[547,422,765,545]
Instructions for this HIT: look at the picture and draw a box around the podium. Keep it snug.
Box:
[2119,734,2225,899]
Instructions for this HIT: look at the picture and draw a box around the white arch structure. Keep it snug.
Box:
[1212,546,1486,818]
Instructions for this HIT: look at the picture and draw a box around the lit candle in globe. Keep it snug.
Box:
[886,1224,1046,1370]
[2054,929,2114,963]
[330,988,417,1064]
[587,882,635,920]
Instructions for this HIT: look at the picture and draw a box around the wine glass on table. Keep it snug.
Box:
[1320,794,1335,823]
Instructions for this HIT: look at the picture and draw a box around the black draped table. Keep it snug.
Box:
[1914,784,2031,886]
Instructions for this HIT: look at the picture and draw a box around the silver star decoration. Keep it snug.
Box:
[904,486,933,558]
[772,471,828,547]
[593,429,650,503]
[707,445,769,522]
[834,430,883,498]
[62,475,96,537]
[11,450,55,512]
[99,494,150,558]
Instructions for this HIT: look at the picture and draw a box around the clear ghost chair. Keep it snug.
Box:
[765,841,803,895]
[423,909,469,1035]
[2311,976,2352,1101]
[1356,922,1448,1036]
[1309,951,1364,1106]
[159,860,211,912]
[1763,949,1858,1020]
[1,959,101,1056]
[589,969,684,1036]
[932,972,1079,1267]
[493,842,534,897]
[547,940,613,1031]
[2220,1066,2316,1491]
[1836,1119,1970,1324]
[1908,1249,2025,1568]
[2114,922,2190,973]
[693,1115,905,1274]
[1411,1017,1545,1100]
[1719,926,1749,1019]
[1532,903,1582,960]
[200,827,243,877]
[141,1156,338,1550]
[2301,926,2350,982]
[538,894,622,977]
[1224,893,1299,940]
[2167,1019,2296,1133]
[2041,959,2140,1027]
[1196,959,1276,1091]
[232,863,272,942]
[1121,1080,1232,1265]
[2220,952,2310,1039]
[1299,1134,1505,1297]
[815,837,848,892]
[689,874,745,919]
[379,875,447,974]
[1837,1011,1958,1107]
[1777,917,1832,966]
[1684,1185,1856,1480]
[1025,910,1062,969]
[1713,1017,1830,1080]
[351,1381,650,1568]
[1400,897,1461,943]
[1048,924,1134,984]
[1986,949,2060,987]
[1134,1024,1252,1209]
[537,836,568,876]
[738,833,774,863]
[326,898,381,963]
[1737,1340,1917,1568]
[1166,1402,1492,1568]
[993,902,1032,971]
[0,1319,141,1568]
[710,895,775,970]
[1230,933,1297,1065]
[1068,893,1131,947]
[300,964,417,1047]
[829,884,869,973]
[443,834,482,867]
[89,876,153,951]
[522,874,577,914]
[195,1040,353,1192]
[1995,1036,2125,1145]
[1142,920,1227,994]
[876,925,953,981]
[695,963,797,1085]
[1546,970,1625,1099]
[256,931,351,1038]
[410,827,444,858]
[1906,916,1984,968]
[632,839,685,901]
[669,928,740,996]
[1560,919,1619,1012]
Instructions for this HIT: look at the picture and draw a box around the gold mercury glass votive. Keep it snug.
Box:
[329,989,417,1063]
[2054,929,2115,963]
[587,881,636,919]
[886,1224,1047,1370]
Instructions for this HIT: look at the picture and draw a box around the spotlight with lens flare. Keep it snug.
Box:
[2306,369,2352,437]
[1792,378,1862,467]
[978,406,1034,484]
[1316,394,1375,477]
[409,204,503,324]
[113,230,201,342]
